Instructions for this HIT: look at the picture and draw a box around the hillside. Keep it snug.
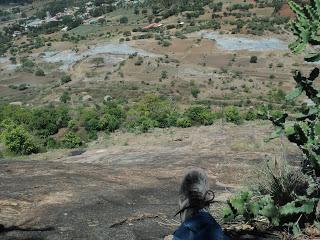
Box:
[0,0,320,239]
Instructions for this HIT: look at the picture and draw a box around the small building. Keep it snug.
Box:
[12,31,22,37]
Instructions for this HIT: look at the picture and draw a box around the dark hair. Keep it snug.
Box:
[180,168,210,208]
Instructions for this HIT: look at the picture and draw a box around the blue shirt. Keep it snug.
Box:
[173,211,229,240]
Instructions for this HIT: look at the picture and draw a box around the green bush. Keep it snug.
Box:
[67,119,78,132]
[176,117,192,128]
[60,91,71,103]
[224,106,243,124]
[244,108,258,121]
[21,57,35,69]
[29,106,70,137]
[35,68,45,76]
[191,87,200,98]
[250,56,258,63]
[125,94,178,130]
[84,118,100,132]
[120,16,128,24]
[184,106,217,125]
[1,122,39,155]
[138,117,157,133]
[61,132,82,148]
[46,137,60,149]
[18,83,28,91]
[162,40,171,47]
[0,104,32,125]
[61,75,72,84]
[99,113,121,132]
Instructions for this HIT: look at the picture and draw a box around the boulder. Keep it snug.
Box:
[9,101,22,106]
[164,235,173,240]
[82,95,93,101]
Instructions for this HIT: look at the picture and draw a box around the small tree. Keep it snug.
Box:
[61,75,72,84]
[91,57,105,67]
[61,132,82,149]
[1,121,39,155]
[191,86,200,98]
[60,91,71,103]
[35,68,45,76]
[250,56,258,63]
[224,106,243,125]
[120,16,128,24]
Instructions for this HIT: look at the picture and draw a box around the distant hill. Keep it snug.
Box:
[0,0,32,5]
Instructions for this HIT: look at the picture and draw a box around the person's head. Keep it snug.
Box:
[177,168,214,222]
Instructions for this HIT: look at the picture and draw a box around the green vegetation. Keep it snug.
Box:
[224,106,243,125]
[1,121,39,155]
[61,75,72,84]
[0,93,275,155]
[60,91,71,103]
[224,0,320,235]
[250,56,258,63]
[35,68,45,76]
[120,16,128,24]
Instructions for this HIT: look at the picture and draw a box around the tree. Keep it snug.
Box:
[120,16,128,24]
[250,56,258,63]
[91,57,105,67]
[61,75,72,84]
[60,91,71,103]
[35,68,45,76]
[1,121,39,155]
[61,132,82,148]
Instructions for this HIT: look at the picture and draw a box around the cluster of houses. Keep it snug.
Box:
[12,1,111,37]
[9,0,171,38]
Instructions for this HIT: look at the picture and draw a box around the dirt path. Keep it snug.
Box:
[0,123,301,240]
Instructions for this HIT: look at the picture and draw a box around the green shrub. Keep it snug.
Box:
[224,106,243,124]
[250,56,258,63]
[191,87,200,98]
[61,75,72,84]
[35,68,45,76]
[126,94,177,129]
[138,117,157,133]
[184,106,217,125]
[60,91,71,103]
[99,113,121,132]
[84,118,100,132]
[18,83,28,91]
[21,57,35,69]
[67,119,78,132]
[176,117,192,128]
[46,137,60,149]
[29,106,70,137]
[1,121,39,155]
[61,132,82,148]
[160,70,168,79]
[244,108,258,121]
[120,16,128,24]
[162,40,171,47]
